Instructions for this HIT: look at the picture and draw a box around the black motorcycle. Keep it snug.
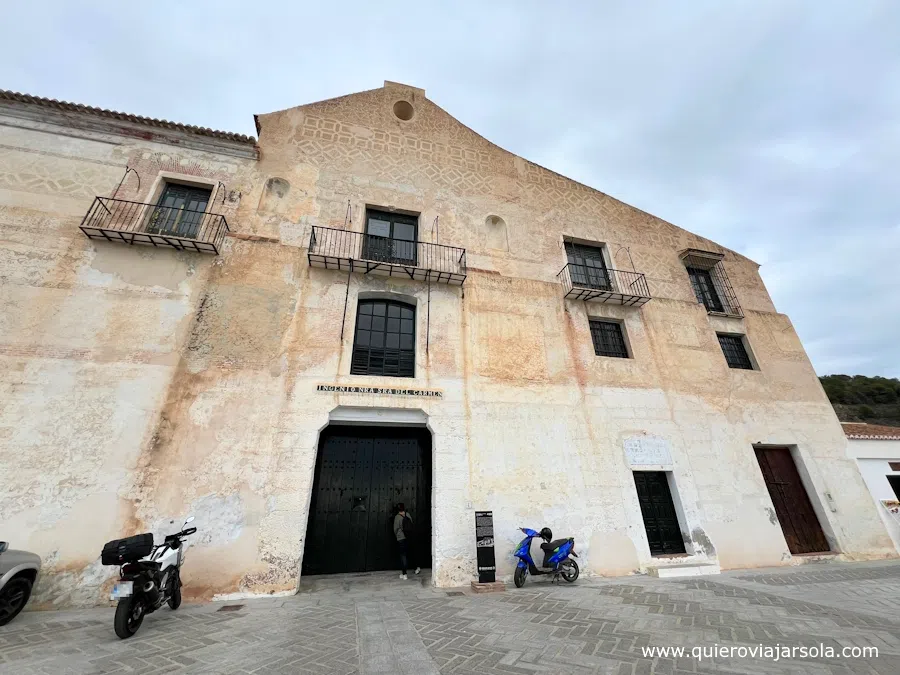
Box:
[102,517,196,639]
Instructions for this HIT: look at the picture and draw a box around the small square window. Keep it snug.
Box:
[717,333,754,370]
[589,320,629,358]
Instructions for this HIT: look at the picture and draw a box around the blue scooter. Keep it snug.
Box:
[513,527,579,588]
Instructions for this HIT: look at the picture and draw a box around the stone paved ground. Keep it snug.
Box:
[3,560,900,674]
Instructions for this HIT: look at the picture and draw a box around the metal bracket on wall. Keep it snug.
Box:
[213,181,226,206]
[339,199,353,341]
[340,266,352,341]
[111,166,140,199]
[614,245,638,273]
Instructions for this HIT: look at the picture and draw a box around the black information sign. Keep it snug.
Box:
[475,510,496,583]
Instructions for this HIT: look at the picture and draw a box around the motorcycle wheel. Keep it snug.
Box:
[168,584,182,610]
[513,566,527,588]
[114,596,145,639]
[560,560,580,583]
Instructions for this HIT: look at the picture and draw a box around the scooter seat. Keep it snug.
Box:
[540,539,570,552]
[540,539,571,568]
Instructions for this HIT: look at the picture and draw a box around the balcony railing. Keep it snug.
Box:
[308,226,466,285]
[557,263,651,306]
[79,197,230,254]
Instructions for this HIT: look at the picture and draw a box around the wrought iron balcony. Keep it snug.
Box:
[308,226,466,285]
[79,197,229,254]
[557,263,651,306]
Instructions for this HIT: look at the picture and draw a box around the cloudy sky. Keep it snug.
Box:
[2,1,897,377]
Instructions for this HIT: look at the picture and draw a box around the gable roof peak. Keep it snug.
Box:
[383,80,425,97]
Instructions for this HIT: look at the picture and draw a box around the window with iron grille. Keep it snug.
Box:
[589,320,629,358]
[717,333,753,370]
[351,300,415,377]
[565,241,612,291]
[687,266,725,313]
[679,249,742,317]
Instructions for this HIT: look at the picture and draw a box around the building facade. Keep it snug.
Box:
[844,423,900,553]
[0,82,895,607]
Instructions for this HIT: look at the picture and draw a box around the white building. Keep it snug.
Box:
[844,423,900,552]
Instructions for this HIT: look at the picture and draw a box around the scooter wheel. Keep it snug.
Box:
[114,596,145,639]
[514,566,527,588]
[560,560,579,583]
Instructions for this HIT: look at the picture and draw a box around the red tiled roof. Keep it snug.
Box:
[842,423,900,440]
[0,90,256,145]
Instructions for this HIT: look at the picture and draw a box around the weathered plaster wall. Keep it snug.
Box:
[1,81,894,607]
[242,82,893,587]
[0,110,256,606]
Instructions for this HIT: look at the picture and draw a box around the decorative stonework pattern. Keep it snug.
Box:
[0,147,119,199]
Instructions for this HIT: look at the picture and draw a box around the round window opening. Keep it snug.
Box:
[393,100,414,121]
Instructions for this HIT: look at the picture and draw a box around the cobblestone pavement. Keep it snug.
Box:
[2,560,900,674]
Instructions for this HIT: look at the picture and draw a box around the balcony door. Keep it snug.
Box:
[687,266,724,313]
[363,210,418,266]
[147,183,211,239]
[565,241,612,290]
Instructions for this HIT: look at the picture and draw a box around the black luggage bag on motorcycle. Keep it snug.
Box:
[101,533,154,565]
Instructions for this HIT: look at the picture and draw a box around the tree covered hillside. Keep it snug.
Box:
[819,374,900,427]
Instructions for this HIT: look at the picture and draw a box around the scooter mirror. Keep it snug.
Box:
[184,516,195,524]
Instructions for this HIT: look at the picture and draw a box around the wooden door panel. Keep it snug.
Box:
[634,472,686,556]
[151,184,211,237]
[755,448,829,554]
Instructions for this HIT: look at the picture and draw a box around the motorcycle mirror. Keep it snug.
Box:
[183,516,195,526]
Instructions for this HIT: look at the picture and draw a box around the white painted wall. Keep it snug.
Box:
[847,438,900,552]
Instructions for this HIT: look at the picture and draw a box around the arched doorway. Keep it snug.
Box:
[301,424,432,575]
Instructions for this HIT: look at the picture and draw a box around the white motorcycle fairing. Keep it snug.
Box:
[147,542,181,571]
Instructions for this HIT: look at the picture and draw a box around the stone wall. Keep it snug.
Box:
[0,82,894,607]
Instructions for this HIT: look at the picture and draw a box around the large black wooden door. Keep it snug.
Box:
[302,426,431,575]
[755,447,829,554]
[633,471,686,556]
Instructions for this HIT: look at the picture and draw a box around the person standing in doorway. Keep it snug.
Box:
[393,503,421,580]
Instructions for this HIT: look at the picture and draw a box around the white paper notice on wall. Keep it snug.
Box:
[624,436,673,467]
